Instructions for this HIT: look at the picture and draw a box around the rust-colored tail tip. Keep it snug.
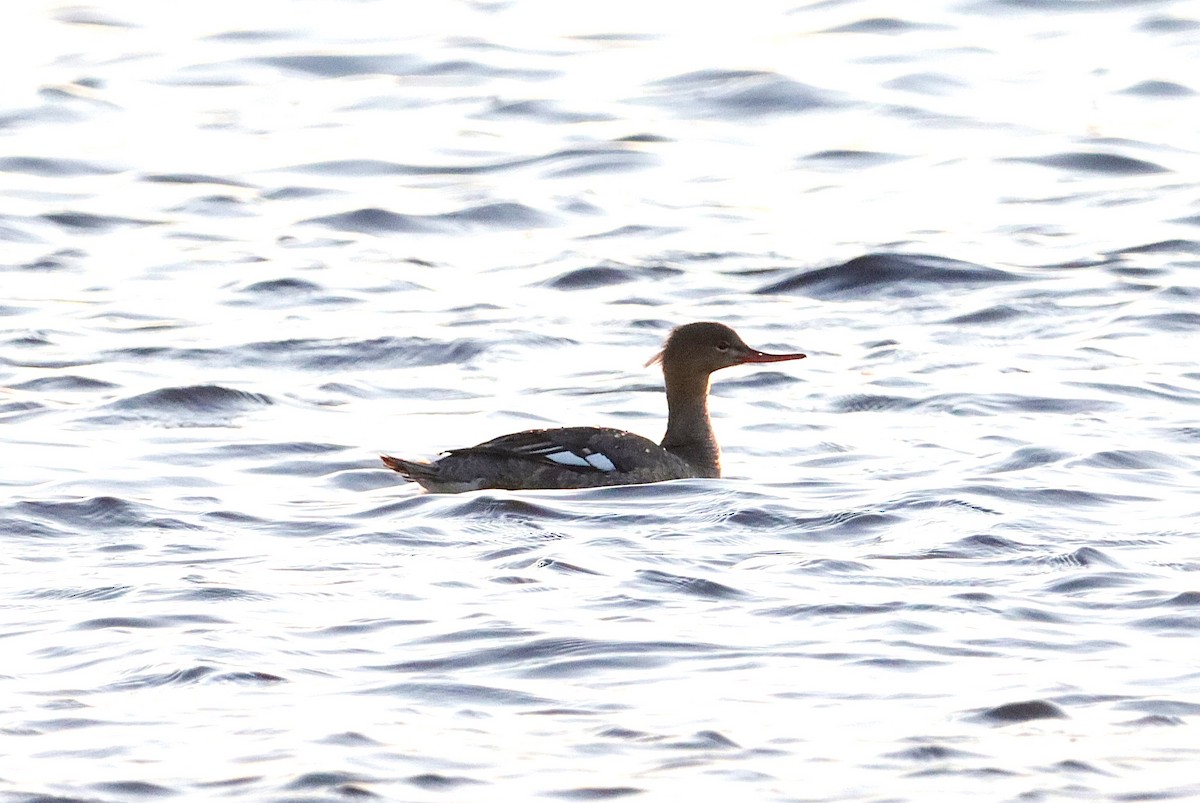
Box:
[381,454,403,471]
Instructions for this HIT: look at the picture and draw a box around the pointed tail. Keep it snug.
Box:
[381,454,438,482]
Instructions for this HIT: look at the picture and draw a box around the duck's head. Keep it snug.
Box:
[646,321,806,376]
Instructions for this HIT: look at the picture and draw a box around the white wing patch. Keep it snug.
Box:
[545,451,590,468]
[544,448,617,472]
[584,452,617,472]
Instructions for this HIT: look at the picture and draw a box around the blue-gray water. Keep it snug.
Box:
[3,1,1200,800]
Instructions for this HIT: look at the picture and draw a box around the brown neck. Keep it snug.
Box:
[660,368,721,478]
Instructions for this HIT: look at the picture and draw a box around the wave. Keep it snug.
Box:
[756,253,1019,298]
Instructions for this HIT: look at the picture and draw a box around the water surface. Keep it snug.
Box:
[3,1,1199,800]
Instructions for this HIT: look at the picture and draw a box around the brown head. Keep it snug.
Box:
[646,321,806,377]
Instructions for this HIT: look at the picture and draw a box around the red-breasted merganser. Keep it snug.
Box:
[381,322,805,493]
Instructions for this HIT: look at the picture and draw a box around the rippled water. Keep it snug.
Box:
[4,1,1200,800]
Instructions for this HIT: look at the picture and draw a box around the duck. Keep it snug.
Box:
[381,321,805,492]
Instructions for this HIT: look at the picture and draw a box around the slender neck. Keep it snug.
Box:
[660,368,720,477]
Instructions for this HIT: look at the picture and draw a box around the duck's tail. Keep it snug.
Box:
[381,454,478,493]
[380,454,438,482]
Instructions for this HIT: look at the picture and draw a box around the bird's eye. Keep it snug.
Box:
[715,341,730,352]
